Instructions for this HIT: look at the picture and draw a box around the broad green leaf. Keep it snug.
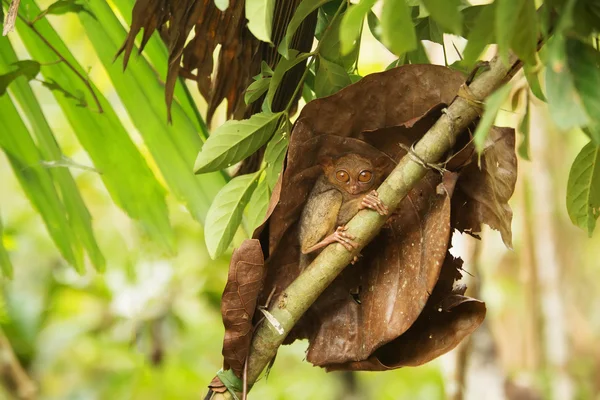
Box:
[82,0,225,223]
[194,112,282,174]
[523,63,546,102]
[215,0,229,11]
[546,35,589,131]
[246,179,271,233]
[245,76,271,105]
[205,172,262,259]
[0,38,105,271]
[518,96,530,160]
[496,0,537,65]
[17,0,174,249]
[381,0,416,56]
[0,95,83,271]
[266,50,311,111]
[0,212,14,278]
[421,0,462,35]
[566,38,600,128]
[462,4,495,67]
[367,11,382,42]
[414,16,444,44]
[319,12,360,70]
[583,126,600,145]
[314,57,352,98]
[279,0,333,58]
[316,0,345,39]
[264,128,289,190]
[473,84,511,152]
[0,60,40,95]
[246,0,276,43]
[46,0,95,18]
[566,141,600,236]
[339,0,377,55]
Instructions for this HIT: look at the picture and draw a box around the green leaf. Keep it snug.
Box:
[194,112,282,174]
[421,0,462,35]
[246,0,276,43]
[46,0,95,18]
[314,57,352,98]
[583,126,600,145]
[496,0,537,65]
[473,84,511,152]
[381,0,416,56]
[214,0,229,11]
[414,16,444,45]
[0,38,105,271]
[246,179,271,233]
[566,38,600,127]
[0,212,14,279]
[566,141,600,236]
[518,96,530,160]
[16,0,174,249]
[245,77,271,105]
[205,172,262,259]
[339,0,377,55]
[279,0,333,58]
[0,95,83,271]
[264,128,289,190]
[546,35,590,131]
[523,63,546,102]
[462,4,495,67]
[319,11,359,70]
[0,60,40,95]
[266,50,311,111]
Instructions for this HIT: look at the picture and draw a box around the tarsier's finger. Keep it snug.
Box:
[336,235,358,250]
[339,231,356,240]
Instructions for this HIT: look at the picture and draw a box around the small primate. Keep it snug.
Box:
[298,153,389,268]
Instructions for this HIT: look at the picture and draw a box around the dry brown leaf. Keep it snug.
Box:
[221,239,265,377]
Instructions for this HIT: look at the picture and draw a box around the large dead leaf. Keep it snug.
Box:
[221,239,265,377]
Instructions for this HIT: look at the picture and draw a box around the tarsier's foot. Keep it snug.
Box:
[350,254,361,265]
[360,190,389,215]
[333,225,358,251]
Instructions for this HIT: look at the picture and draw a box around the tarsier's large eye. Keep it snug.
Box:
[358,170,372,183]
[336,170,350,183]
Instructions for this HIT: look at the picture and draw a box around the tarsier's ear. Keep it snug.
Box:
[318,155,334,173]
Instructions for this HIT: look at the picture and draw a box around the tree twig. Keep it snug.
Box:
[0,328,37,400]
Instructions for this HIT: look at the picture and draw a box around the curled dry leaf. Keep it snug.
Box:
[120,0,316,123]
[221,239,265,377]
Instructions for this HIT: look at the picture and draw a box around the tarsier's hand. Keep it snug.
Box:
[333,225,358,251]
[359,190,388,216]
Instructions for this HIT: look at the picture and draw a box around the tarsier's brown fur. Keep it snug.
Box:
[298,153,389,270]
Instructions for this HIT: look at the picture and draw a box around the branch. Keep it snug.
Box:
[211,51,522,399]
[0,328,37,399]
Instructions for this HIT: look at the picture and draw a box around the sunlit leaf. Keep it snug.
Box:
[0,38,105,271]
[381,0,416,56]
[421,0,462,35]
[194,112,282,174]
[16,0,174,249]
[339,0,376,55]
[245,77,270,105]
[279,0,333,58]
[264,128,289,190]
[314,56,352,98]
[566,38,600,129]
[46,0,95,18]
[246,178,271,232]
[319,11,359,70]
[473,84,511,152]
[566,141,600,236]
[205,172,262,259]
[246,0,275,43]
[496,0,537,65]
[462,4,495,67]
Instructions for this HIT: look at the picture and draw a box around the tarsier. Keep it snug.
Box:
[298,153,389,269]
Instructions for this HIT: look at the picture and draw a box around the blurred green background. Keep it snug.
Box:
[1,1,599,399]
